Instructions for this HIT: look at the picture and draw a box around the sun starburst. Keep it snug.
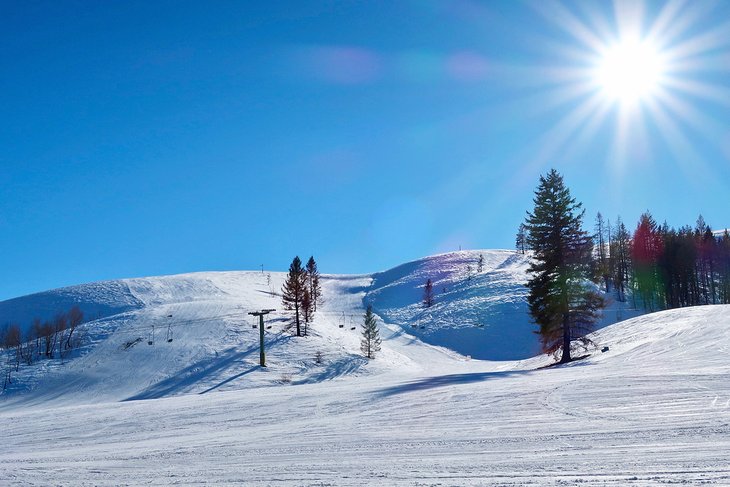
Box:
[595,37,666,104]
[524,0,730,180]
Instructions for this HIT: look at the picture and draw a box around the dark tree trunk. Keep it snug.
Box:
[560,314,571,363]
[294,302,300,336]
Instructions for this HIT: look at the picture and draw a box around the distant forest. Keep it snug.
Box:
[519,211,730,311]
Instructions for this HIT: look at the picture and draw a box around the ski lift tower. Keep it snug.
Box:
[248,309,275,367]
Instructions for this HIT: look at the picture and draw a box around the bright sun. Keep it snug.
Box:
[596,38,665,104]
[522,1,730,178]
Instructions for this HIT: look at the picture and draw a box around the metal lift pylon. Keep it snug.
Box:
[248,309,275,367]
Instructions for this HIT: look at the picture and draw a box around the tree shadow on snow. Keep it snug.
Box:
[375,369,533,397]
[294,355,369,385]
[198,367,258,394]
[124,336,287,401]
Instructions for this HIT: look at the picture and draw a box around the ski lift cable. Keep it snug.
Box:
[114,304,642,335]
[109,310,260,334]
[119,304,642,338]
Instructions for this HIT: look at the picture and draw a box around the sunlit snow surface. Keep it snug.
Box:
[1,250,728,485]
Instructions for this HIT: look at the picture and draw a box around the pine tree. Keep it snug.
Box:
[703,227,718,304]
[594,212,610,292]
[477,254,484,273]
[632,212,664,311]
[524,169,604,363]
[720,231,730,303]
[301,287,312,336]
[611,217,631,302]
[305,256,323,312]
[282,256,307,336]
[360,305,381,359]
[516,223,527,254]
[423,278,434,308]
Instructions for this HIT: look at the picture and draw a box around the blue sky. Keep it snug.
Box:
[2,0,729,300]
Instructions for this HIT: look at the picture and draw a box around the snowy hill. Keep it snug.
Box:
[0,270,379,405]
[0,249,644,407]
[368,250,534,360]
[1,286,729,485]
[0,251,510,404]
[1,251,729,485]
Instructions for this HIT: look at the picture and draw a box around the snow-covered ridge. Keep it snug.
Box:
[2,250,535,357]
[0,250,532,404]
[367,250,535,360]
[0,249,647,406]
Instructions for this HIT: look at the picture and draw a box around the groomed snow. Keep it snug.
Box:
[1,251,728,485]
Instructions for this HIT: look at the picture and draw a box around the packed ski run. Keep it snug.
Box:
[1,250,728,485]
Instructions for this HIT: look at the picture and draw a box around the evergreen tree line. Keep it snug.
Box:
[520,169,729,364]
[281,256,323,337]
[520,203,730,314]
[593,212,730,311]
[282,256,383,359]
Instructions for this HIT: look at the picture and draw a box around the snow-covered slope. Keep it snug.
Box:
[368,250,534,359]
[0,249,644,407]
[0,270,383,405]
[0,251,512,403]
[2,293,729,485]
[2,251,730,485]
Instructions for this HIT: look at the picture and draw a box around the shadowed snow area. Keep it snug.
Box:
[368,250,536,359]
[1,251,729,485]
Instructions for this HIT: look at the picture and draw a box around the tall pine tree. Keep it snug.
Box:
[282,256,307,336]
[594,212,610,292]
[516,223,527,254]
[632,212,664,311]
[305,256,323,312]
[611,217,631,302]
[301,286,312,336]
[423,278,434,308]
[720,231,730,303]
[524,169,604,363]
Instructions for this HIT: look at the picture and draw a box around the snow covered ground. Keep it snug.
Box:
[1,250,728,485]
